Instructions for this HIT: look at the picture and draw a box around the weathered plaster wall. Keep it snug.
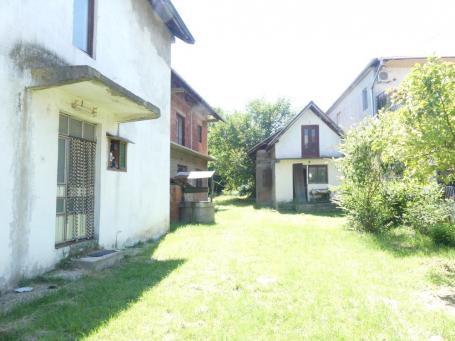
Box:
[0,0,174,290]
[274,108,342,159]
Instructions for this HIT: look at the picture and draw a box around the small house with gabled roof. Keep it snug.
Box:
[249,102,343,208]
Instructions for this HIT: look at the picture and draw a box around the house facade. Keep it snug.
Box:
[0,0,193,291]
[170,71,222,221]
[327,56,455,131]
[249,102,343,209]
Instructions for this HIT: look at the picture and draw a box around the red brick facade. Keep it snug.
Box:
[170,91,209,155]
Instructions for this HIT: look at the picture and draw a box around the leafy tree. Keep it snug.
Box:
[393,57,455,184]
[209,98,292,195]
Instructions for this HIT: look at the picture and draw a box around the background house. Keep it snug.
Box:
[170,70,223,221]
[0,0,193,291]
[249,102,343,209]
[327,56,455,131]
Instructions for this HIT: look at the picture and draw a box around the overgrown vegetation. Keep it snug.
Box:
[337,58,455,245]
[208,98,292,195]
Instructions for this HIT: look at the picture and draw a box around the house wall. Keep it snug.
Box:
[0,0,174,290]
[326,67,376,131]
[274,108,342,159]
[170,148,209,203]
[170,92,208,155]
[274,159,341,205]
[327,58,455,132]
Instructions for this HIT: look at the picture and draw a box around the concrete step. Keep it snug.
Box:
[73,250,125,271]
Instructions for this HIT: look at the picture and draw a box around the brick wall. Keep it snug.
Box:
[171,92,208,155]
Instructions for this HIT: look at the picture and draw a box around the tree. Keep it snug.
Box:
[393,57,455,184]
[208,98,292,196]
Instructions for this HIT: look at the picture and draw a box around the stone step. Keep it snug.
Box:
[73,250,125,271]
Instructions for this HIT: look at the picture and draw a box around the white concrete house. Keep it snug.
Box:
[0,0,194,291]
[326,57,455,131]
[249,102,343,209]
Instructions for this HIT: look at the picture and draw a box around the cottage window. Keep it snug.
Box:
[308,165,328,184]
[176,114,185,145]
[362,88,369,111]
[108,138,127,171]
[301,125,319,157]
[73,0,95,56]
[198,125,203,143]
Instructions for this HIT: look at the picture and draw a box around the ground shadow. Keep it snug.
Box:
[214,196,254,207]
[276,207,346,218]
[0,241,185,340]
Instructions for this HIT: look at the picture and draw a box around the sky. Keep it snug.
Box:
[171,0,455,113]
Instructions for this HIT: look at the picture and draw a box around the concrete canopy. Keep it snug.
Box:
[29,65,161,123]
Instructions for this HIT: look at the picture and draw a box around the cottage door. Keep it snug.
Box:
[56,115,96,245]
[293,164,307,203]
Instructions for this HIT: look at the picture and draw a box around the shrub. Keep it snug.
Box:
[403,183,452,234]
[431,223,455,247]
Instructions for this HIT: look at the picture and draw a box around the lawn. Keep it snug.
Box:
[1,196,455,340]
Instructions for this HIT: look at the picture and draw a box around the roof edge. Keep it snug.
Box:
[150,0,195,44]
[171,69,224,122]
[326,58,380,115]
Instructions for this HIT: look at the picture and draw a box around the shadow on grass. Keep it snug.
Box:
[371,227,446,257]
[277,209,346,218]
[0,241,185,340]
[214,196,254,207]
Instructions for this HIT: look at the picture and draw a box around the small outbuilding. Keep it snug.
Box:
[248,102,344,209]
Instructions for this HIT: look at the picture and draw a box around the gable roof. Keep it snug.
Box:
[248,101,343,155]
[171,70,224,122]
[150,0,195,44]
[326,56,455,115]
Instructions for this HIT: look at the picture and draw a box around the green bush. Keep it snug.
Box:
[431,223,455,247]
[403,183,452,234]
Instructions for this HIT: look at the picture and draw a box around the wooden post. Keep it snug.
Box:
[210,177,214,203]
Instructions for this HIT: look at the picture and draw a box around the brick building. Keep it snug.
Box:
[170,71,223,221]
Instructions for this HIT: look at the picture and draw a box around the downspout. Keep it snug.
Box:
[370,59,384,116]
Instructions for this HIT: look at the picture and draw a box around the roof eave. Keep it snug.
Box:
[150,0,195,44]
[171,70,224,122]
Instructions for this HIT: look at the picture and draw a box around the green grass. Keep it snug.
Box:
[1,196,455,340]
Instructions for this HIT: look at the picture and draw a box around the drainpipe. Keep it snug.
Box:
[370,59,384,116]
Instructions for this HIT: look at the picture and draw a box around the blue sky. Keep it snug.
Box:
[171,0,455,113]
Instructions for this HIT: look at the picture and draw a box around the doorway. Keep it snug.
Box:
[56,114,96,245]
[293,164,307,203]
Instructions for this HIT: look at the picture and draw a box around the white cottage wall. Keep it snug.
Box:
[274,108,342,159]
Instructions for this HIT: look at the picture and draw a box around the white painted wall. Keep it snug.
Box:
[274,159,341,204]
[327,58,455,132]
[274,107,342,159]
[0,0,174,290]
[327,67,376,131]
[272,106,342,205]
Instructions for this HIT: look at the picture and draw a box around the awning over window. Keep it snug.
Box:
[29,65,160,123]
[174,171,215,180]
